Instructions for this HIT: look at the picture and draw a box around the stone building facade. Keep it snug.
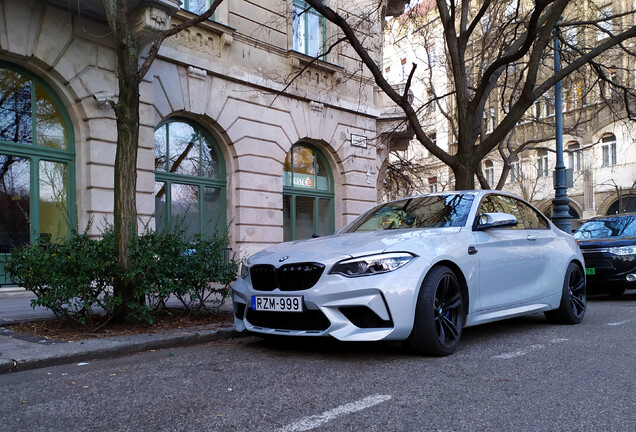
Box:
[0,0,405,283]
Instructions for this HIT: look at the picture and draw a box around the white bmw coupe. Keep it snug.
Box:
[232,191,586,355]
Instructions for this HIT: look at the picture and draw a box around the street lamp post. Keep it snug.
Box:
[552,23,572,233]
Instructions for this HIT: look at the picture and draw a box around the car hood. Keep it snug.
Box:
[577,237,636,249]
[247,227,464,266]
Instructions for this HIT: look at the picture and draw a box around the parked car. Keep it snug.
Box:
[573,213,636,297]
[233,191,586,356]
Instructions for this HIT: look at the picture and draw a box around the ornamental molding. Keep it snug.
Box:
[310,101,324,112]
[130,5,173,46]
[286,51,343,89]
[171,27,220,55]
[187,66,207,80]
[169,11,235,55]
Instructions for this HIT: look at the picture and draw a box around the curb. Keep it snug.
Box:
[0,326,245,375]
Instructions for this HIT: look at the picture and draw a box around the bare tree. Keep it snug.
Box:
[100,0,224,318]
[304,0,636,191]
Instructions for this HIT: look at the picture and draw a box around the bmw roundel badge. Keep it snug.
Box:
[279,256,289,262]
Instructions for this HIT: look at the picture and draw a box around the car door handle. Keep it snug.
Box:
[526,235,537,242]
[468,246,478,255]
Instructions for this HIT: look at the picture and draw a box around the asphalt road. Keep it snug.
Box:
[1,294,634,432]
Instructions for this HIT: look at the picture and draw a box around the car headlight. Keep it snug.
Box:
[240,262,250,279]
[608,245,636,255]
[330,252,415,277]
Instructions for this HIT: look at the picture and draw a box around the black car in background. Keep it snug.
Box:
[573,213,636,297]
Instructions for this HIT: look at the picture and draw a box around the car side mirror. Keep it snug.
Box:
[475,212,518,231]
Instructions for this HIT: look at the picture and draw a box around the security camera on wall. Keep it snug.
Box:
[93,91,114,107]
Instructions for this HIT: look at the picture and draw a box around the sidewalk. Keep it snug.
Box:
[0,288,241,374]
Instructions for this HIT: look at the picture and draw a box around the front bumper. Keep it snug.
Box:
[232,264,424,342]
[582,251,636,286]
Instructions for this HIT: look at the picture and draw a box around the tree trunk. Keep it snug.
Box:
[451,162,476,190]
[112,66,140,318]
[103,0,142,319]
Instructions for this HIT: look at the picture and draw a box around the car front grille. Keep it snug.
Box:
[250,263,325,291]
[246,308,331,331]
[584,259,614,269]
[582,248,611,253]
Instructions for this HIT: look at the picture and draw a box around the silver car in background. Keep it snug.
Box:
[232,190,586,356]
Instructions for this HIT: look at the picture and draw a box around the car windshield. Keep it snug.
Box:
[342,194,475,233]
[573,214,636,239]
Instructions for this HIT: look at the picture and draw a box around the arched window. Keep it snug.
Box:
[606,196,636,214]
[0,62,75,261]
[153,118,226,239]
[283,143,334,241]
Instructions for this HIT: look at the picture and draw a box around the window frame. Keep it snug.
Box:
[475,194,524,230]
[601,134,617,167]
[293,0,327,59]
[0,62,76,244]
[567,142,582,171]
[282,143,334,241]
[537,149,549,177]
[0,62,76,286]
[153,118,227,236]
[508,158,520,183]
[182,0,215,18]
[483,160,494,188]
[476,194,549,230]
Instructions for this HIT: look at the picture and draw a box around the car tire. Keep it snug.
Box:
[408,265,465,356]
[545,262,586,324]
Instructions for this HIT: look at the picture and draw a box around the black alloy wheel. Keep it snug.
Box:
[545,262,586,324]
[568,265,586,318]
[408,265,465,356]
[434,274,463,347]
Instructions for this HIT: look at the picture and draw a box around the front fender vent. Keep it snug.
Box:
[339,306,393,329]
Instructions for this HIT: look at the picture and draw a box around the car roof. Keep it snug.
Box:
[388,190,517,203]
[586,212,636,221]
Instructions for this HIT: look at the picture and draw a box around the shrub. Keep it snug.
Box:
[5,224,240,327]
[5,228,119,327]
[125,229,240,321]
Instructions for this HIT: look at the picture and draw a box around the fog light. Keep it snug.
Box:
[626,274,636,282]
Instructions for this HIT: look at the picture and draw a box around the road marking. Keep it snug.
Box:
[493,344,545,359]
[278,394,392,432]
[493,339,568,360]
[606,319,632,326]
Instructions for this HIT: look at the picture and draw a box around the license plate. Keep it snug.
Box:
[252,296,303,312]
[586,268,596,275]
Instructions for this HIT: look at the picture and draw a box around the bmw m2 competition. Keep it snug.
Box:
[232,191,586,356]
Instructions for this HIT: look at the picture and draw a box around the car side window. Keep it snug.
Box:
[515,199,549,229]
[477,195,524,230]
